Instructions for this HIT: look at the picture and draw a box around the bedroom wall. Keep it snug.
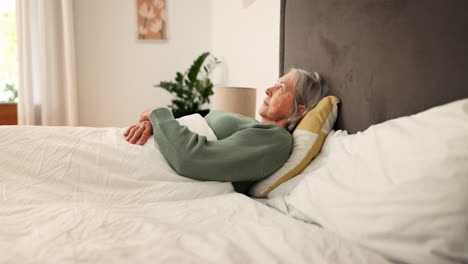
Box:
[74,0,212,127]
[210,0,281,120]
[74,0,280,127]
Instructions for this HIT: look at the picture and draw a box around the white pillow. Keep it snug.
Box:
[272,99,468,264]
[267,130,349,198]
[177,113,217,141]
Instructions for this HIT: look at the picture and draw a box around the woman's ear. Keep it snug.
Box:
[297,104,306,117]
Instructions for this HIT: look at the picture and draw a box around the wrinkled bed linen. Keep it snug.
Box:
[0,123,390,263]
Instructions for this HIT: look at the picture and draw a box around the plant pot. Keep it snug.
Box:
[172,109,210,118]
[0,103,18,125]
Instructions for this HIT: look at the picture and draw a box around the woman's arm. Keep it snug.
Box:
[150,108,292,182]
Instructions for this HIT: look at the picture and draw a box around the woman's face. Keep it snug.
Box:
[259,72,297,125]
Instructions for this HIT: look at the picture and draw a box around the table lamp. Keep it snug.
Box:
[213,87,257,118]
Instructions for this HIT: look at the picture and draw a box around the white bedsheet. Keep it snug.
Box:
[0,123,389,263]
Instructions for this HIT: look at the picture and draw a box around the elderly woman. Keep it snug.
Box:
[125,69,328,192]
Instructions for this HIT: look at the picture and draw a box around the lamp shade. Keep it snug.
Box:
[213,87,257,118]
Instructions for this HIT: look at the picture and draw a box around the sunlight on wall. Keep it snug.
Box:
[0,0,17,102]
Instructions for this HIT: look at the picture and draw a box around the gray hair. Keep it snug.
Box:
[285,68,329,131]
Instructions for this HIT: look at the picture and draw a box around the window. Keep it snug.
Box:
[0,0,17,103]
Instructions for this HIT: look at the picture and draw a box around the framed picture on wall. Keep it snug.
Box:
[137,0,167,40]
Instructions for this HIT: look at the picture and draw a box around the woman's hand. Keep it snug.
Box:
[124,120,153,145]
[139,107,161,122]
[124,106,162,145]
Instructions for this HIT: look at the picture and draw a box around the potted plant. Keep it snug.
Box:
[154,52,221,118]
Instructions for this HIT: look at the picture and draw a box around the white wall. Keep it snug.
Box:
[75,0,212,127]
[211,0,281,120]
[74,0,280,126]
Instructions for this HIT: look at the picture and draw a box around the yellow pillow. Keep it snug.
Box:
[249,96,340,198]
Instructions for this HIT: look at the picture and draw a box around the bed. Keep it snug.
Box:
[1,0,468,263]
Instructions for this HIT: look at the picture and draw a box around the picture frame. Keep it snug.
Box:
[137,0,167,40]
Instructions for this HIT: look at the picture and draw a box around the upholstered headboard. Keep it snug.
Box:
[280,0,468,133]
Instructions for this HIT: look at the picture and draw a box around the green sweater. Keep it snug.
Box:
[150,108,292,193]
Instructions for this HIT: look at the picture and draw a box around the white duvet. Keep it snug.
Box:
[0,115,389,264]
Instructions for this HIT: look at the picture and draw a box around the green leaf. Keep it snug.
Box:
[172,99,187,111]
[184,79,192,88]
[190,102,199,112]
[175,72,184,84]
[187,52,210,83]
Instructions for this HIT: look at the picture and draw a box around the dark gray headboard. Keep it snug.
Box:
[281,0,468,133]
